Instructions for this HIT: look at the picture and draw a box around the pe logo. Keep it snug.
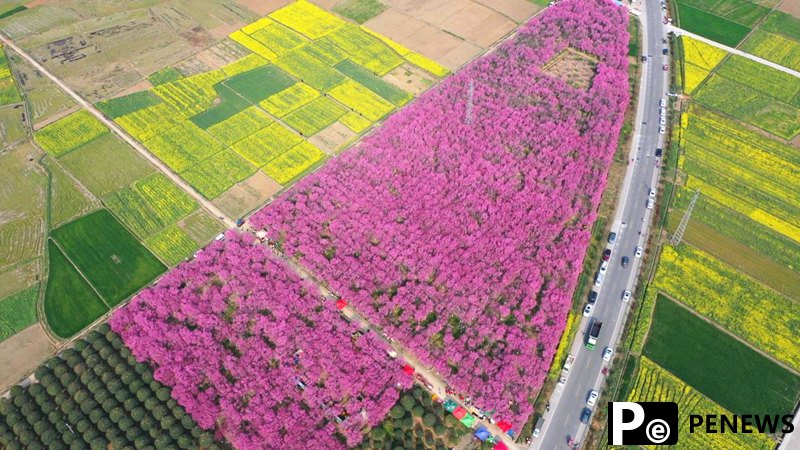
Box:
[608,402,678,445]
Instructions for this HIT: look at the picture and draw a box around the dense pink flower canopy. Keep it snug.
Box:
[111,233,411,449]
[250,0,629,428]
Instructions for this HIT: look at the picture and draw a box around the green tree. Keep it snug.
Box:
[389,405,406,420]
[370,427,386,441]
[412,405,425,418]
[400,394,416,411]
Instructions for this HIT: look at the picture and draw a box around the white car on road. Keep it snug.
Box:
[599,260,609,274]
[658,126,665,135]
[603,347,613,362]
[635,246,643,258]
[587,390,599,407]
[594,271,605,287]
[647,198,655,209]
[622,290,631,302]
[649,188,657,198]
[583,303,594,317]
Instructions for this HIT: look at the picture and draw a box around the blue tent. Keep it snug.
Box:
[474,426,491,441]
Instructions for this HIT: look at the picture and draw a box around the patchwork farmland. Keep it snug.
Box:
[611,7,800,448]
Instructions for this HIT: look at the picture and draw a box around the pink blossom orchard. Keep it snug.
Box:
[251,0,630,428]
[111,233,411,449]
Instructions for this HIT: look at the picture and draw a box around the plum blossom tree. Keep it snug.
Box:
[249,0,630,429]
[111,233,411,449]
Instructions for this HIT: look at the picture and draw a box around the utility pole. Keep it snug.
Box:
[670,189,699,246]
[465,79,474,124]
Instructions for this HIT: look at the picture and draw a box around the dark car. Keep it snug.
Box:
[603,248,611,261]
[655,147,663,157]
[621,256,630,268]
[662,48,669,55]
[580,408,592,424]
[588,291,598,304]
[608,232,617,244]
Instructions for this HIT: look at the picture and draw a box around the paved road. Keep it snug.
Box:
[667,25,800,78]
[0,33,236,228]
[531,0,668,448]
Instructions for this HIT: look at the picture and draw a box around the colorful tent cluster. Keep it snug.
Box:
[444,399,509,448]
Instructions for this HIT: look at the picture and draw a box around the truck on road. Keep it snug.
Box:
[586,320,603,350]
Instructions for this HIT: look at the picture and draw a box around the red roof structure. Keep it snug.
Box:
[494,442,508,450]
[452,406,467,420]
[335,299,347,310]
[497,421,512,432]
[402,365,415,375]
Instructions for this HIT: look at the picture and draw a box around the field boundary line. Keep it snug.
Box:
[48,237,112,310]
[668,25,800,78]
[653,291,800,376]
[0,32,236,229]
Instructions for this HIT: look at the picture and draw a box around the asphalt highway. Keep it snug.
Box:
[531,0,669,447]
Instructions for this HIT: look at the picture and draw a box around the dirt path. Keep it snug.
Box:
[0,33,236,229]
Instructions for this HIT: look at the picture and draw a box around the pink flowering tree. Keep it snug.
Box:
[250,0,629,429]
[111,233,411,449]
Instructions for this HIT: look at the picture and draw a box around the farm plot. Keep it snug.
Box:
[693,74,800,139]
[34,110,108,157]
[716,54,800,103]
[101,0,446,201]
[676,0,771,27]
[250,0,630,428]
[43,240,108,339]
[0,45,21,106]
[50,209,166,306]
[180,150,257,199]
[144,225,198,266]
[231,122,303,167]
[741,29,800,73]
[675,1,752,46]
[59,132,155,197]
[682,144,800,225]
[0,285,38,336]
[682,36,728,93]
[653,245,800,371]
[0,143,46,269]
[112,234,411,449]
[644,296,800,415]
[758,10,800,42]
[628,357,775,450]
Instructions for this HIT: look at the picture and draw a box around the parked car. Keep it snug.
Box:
[600,260,609,273]
[608,232,617,244]
[583,303,594,317]
[660,98,667,107]
[622,290,631,302]
[603,347,613,362]
[595,271,605,287]
[649,188,657,198]
[662,64,669,71]
[603,248,612,261]
[621,256,630,268]
[658,126,665,134]
[647,198,655,209]
[660,107,666,116]
[635,246,643,258]
[655,147,663,157]
[587,390,599,407]
[588,290,598,304]
[660,116,667,125]
[662,48,669,55]
[580,408,592,424]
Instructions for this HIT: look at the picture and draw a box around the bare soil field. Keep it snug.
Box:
[778,0,800,16]
[213,172,281,219]
[361,0,540,69]
[0,324,55,391]
[542,48,599,90]
[309,122,358,154]
[237,0,293,15]
[0,1,258,101]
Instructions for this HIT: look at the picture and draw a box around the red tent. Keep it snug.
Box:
[452,406,467,420]
[402,365,415,375]
[335,299,347,310]
[494,442,508,450]
[497,421,512,432]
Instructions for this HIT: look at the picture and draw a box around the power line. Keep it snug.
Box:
[670,189,699,246]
